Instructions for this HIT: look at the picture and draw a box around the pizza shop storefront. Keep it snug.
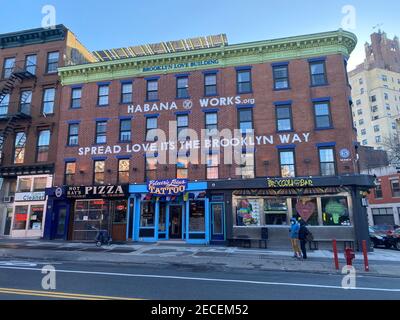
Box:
[45,185,129,242]
[129,180,210,244]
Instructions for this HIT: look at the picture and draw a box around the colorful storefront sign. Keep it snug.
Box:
[147,179,188,196]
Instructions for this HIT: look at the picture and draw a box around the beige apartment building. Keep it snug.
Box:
[349,31,400,151]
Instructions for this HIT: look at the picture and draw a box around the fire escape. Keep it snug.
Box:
[0,63,36,166]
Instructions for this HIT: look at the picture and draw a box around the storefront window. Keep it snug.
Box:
[322,196,350,226]
[29,205,44,230]
[18,178,31,192]
[292,197,319,226]
[264,198,289,225]
[140,201,155,227]
[113,200,127,223]
[13,205,28,230]
[159,202,167,232]
[235,198,261,226]
[33,177,47,191]
[189,200,205,232]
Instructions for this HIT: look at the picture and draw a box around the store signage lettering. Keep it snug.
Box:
[15,192,46,202]
[78,133,311,156]
[142,59,219,72]
[66,185,127,198]
[127,96,255,114]
[147,179,188,196]
[267,178,314,188]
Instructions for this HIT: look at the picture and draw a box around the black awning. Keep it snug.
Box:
[0,164,54,177]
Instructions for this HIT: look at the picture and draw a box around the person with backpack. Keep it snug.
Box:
[289,217,301,259]
[298,218,313,259]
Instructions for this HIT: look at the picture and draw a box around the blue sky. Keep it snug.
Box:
[0,0,399,69]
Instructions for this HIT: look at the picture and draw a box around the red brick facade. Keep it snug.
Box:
[55,53,357,186]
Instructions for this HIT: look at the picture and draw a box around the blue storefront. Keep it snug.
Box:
[129,180,212,244]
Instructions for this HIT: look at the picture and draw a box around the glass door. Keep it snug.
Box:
[211,203,225,241]
[54,206,68,239]
[169,205,183,240]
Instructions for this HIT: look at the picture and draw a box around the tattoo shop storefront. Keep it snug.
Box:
[44,185,129,242]
[129,180,210,244]
[208,175,375,250]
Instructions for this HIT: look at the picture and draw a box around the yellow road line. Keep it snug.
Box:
[0,288,141,300]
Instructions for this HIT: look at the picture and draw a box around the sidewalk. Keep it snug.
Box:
[0,238,399,277]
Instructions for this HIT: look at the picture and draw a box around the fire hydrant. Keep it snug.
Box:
[344,247,355,266]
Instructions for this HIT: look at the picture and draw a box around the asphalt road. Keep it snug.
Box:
[0,258,400,300]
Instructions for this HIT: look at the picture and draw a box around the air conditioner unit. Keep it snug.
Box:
[3,196,14,203]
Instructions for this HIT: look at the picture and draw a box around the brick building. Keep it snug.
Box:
[0,25,94,238]
[44,29,374,250]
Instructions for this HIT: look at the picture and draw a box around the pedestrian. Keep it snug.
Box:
[289,217,301,259]
[298,219,310,259]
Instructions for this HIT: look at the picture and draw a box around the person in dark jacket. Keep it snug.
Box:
[298,219,309,259]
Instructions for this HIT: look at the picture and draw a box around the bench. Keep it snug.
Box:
[308,239,355,251]
[228,228,268,249]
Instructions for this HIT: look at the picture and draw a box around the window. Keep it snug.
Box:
[273,65,289,90]
[68,123,79,146]
[33,177,47,191]
[314,101,332,129]
[204,74,217,96]
[276,104,293,131]
[319,147,336,176]
[374,125,380,132]
[3,57,15,78]
[71,87,82,109]
[189,200,205,232]
[25,55,37,75]
[205,112,218,135]
[29,205,44,230]
[18,178,32,192]
[46,52,59,73]
[206,153,219,180]
[382,75,388,82]
[146,79,158,101]
[374,184,383,198]
[42,88,55,114]
[240,151,255,179]
[177,114,189,139]
[359,119,364,125]
[114,200,128,223]
[279,149,296,177]
[362,139,368,145]
[237,69,252,94]
[361,129,366,135]
[64,161,76,185]
[36,130,51,162]
[371,95,377,102]
[177,154,189,179]
[95,121,107,144]
[145,156,157,181]
[359,78,363,85]
[386,104,391,110]
[176,76,189,99]
[93,160,105,185]
[0,93,9,116]
[140,202,155,227]
[360,88,365,94]
[372,208,395,226]
[98,85,109,106]
[238,108,253,133]
[14,132,26,164]
[13,206,28,230]
[322,196,350,226]
[118,159,130,184]
[392,123,397,130]
[309,61,327,86]
[391,179,400,197]
[119,119,131,142]
[357,109,362,115]
[371,105,378,113]
[292,198,319,226]
[384,93,389,100]
[121,82,133,104]
[264,198,289,225]
[146,117,158,141]
[356,99,361,106]
[20,90,32,114]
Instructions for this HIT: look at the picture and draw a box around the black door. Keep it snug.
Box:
[4,208,12,235]
[53,204,69,240]
[169,206,182,239]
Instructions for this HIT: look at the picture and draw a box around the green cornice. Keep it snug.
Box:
[59,29,357,85]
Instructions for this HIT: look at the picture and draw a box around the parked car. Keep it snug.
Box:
[369,226,392,249]
[386,228,400,251]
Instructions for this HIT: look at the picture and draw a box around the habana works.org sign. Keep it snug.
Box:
[142,59,219,72]
[127,96,255,114]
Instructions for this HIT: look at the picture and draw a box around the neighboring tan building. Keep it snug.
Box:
[0,25,94,238]
[42,29,374,250]
[349,31,400,151]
